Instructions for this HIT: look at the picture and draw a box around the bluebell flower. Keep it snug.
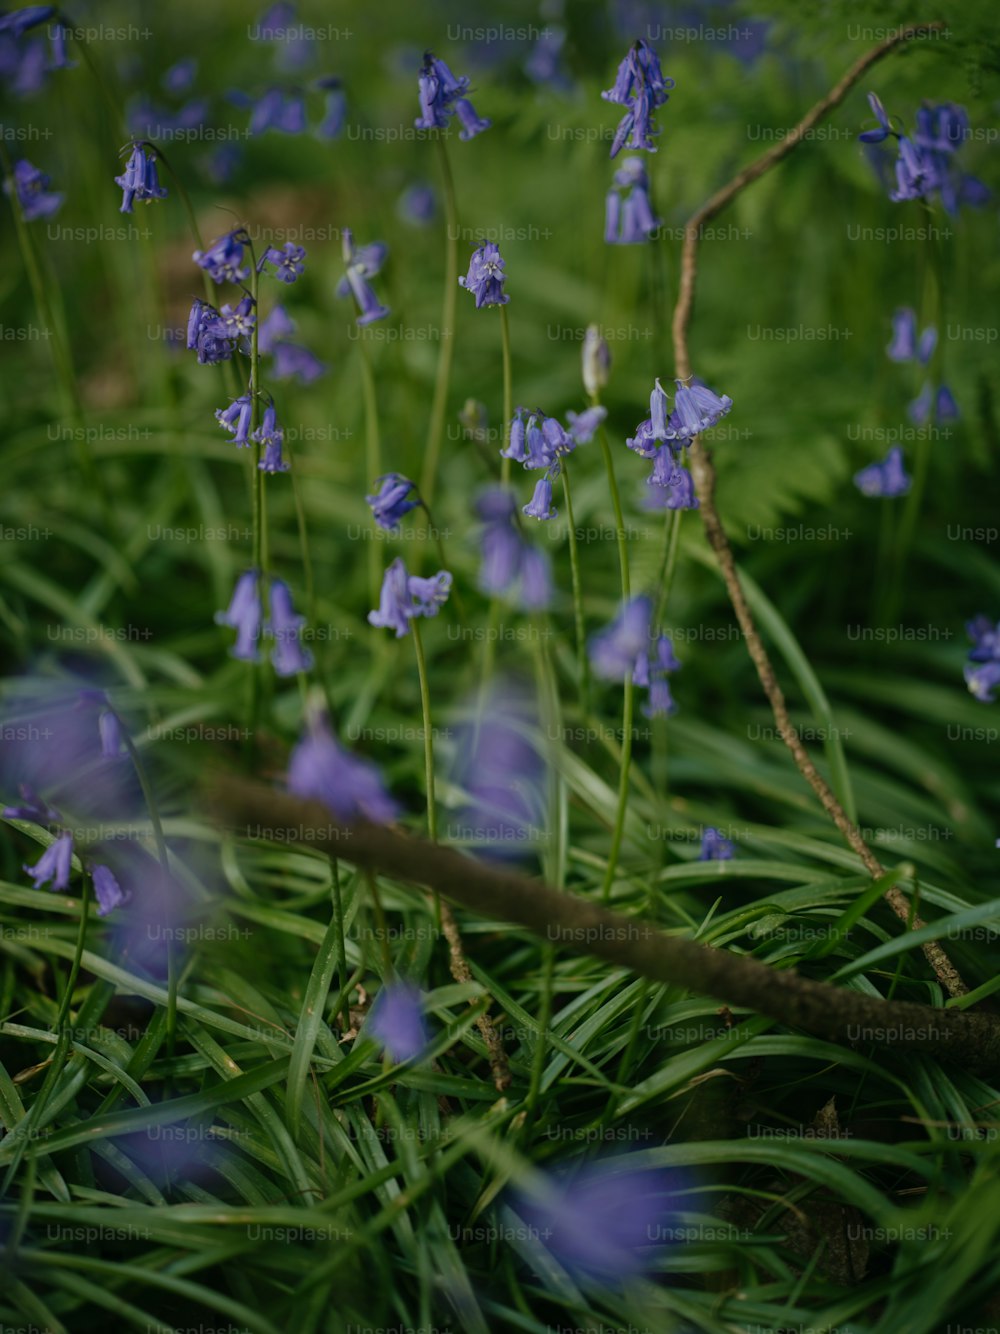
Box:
[202,143,243,185]
[98,709,125,759]
[2,157,62,220]
[641,677,677,718]
[215,568,263,662]
[186,299,237,365]
[967,616,1000,663]
[408,570,452,618]
[886,307,916,362]
[162,58,197,94]
[626,417,657,459]
[397,182,435,226]
[699,827,735,860]
[936,384,959,420]
[517,545,552,611]
[206,296,256,341]
[459,241,509,308]
[966,662,1000,703]
[92,864,128,917]
[2,783,61,824]
[908,383,933,426]
[500,407,528,463]
[589,597,652,680]
[889,135,935,203]
[0,6,55,39]
[566,405,607,445]
[288,708,400,824]
[369,557,414,637]
[253,404,289,472]
[316,75,346,139]
[454,96,491,141]
[647,444,680,488]
[476,489,523,594]
[582,325,611,397]
[258,303,296,353]
[858,91,894,144]
[665,378,734,442]
[522,413,551,469]
[604,190,622,245]
[367,983,429,1061]
[648,462,699,509]
[338,228,390,324]
[525,25,570,90]
[853,445,911,498]
[250,87,306,134]
[266,578,313,675]
[194,230,250,284]
[601,38,673,158]
[650,378,670,438]
[367,474,419,531]
[541,415,574,460]
[45,21,72,70]
[216,393,255,446]
[261,241,306,283]
[523,477,556,521]
[271,341,327,383]
[24,832,73,892]
[114,142,167,213]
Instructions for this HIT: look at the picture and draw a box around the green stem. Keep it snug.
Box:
[499,303,513,489]
[247,254,265,762]
[284,438,316,629]
[359,337,383,610]
[411,621,437,844]
[594,419,631,601]
[523,944,555,1136]
[653,508,684,632]
[560,466,589,712]
[601,674,634,906]
[331,859,351,1035]
[367,868,394,979]
[419,134,458,508]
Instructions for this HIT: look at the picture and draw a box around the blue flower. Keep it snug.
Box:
[254,404,289,472]
[3,157,62,220]
[648,461,698,509]
[589,597,652,680]
[2,783,61,824]
[338,228,390,324]
[271,341,327,382]
[665,378,734,442]
[98,709,125,759]
[257,303,295,353]
[216,393,255,446]
[92,864,128,917]
[215,568,263,662]
[367,473,420,531]
[858,91,894,144]
[853,445,910,498]
[522,413,551,469]
[936,384,959,420]
[408,570,452,618]
[266,579,313,676]
[454,96,491,141]
[517,545,552,611]
[500,407,528,463]
[261,241,306,283]
[194,230,250,284]
[908,383,933,426]
[415,52,479,133]
[602,39,673,158]
[605,156,660,244]
[249,87,306,135]
[397,182,435,226]
[566,405,607,445]
[633,633,681,716]
[886,307,916,362]
[367,983,429,1061]
[967,616,1000,663]
[163,58,197,94]
[206,296,256,341]
[641,677,677,718]
[114,142,167,213]
[626,417,657,459]
[368,557,414,637]
[459,242,510,308]
[699,827,735,860]
[24,832,73,892]
[186,300,236,365]
[288,710,399,824]
[474,488,552,610]
[316,76,346,139]
[647,444,680,487]
[965,662,1000,703]
[523,477,556,521]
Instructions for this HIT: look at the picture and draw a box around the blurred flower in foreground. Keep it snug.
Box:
[288,702,399,823]
[265,578,313,675]
[475,488,552,611]
[366,983,429,1062]
[92,864,128,916]
[459,241,509,308]
[965,662,1000,704]
[853,445,910,498]
[589,597,652,680]
[23,832,74,892]
[3,158,63,220]
[514,1160,676,1277]
[699,827,735,861]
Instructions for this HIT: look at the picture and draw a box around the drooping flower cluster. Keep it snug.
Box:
[503,405,607,522]
[858,94,989,216]
[588,596,681,717]
[415,51,491,140]
[288,703,399,824]
[259,304,327,382]
[366,474,420,531]
[2,157,62,220]
[366,983,429,1061]
[884,306,959,426]
[601,38,674,158]
[0,6,73,99]
[475,489,552,611]
[187,296,255,365]
[368,557,452,638]
[964,616,1000,703]
[114,142,168,213]
[337,228,390,325]
[605,157,660,244]
[216,569,312,675]
[853,445,910,498]
[625,377,730,507]
[458,242,509,308]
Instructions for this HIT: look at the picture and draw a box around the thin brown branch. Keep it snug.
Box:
[210,779,1000,1073]
[670,21,967,999]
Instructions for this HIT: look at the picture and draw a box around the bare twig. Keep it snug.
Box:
[671,22,967,999]
[210,780,1000,1072]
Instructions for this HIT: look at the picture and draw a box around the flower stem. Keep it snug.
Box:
[653,508,684,633]
[419,134,458,508]
[331,858,351,1035]
[499,303,513,488]
[359,337,383,610]
[560,465,590,712]
[247,256,265,764]
[411,620,437,844]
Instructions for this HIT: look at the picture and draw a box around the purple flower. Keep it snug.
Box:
[367,983,428,1062]
[261,241,306,283]
[92,864,128,917]
[3,783,61,824]
[565,405,607,445]
[500,407,528,463]
[258,304,295,353]
[338,228,390,324]
[206,296,256,341]
[699,827,736,860]
[24,832,73,892]
[605,156,660,243]
[368,558,414,638]
[216,393,255,446]
[215,569,263,662]
[966,661,1000,703]
[367,473,420,531]
[936,384,959,420]
[647,444,680,487]
[458,242,509,308]
[858,91,894,144]
[3,157,62,220]
[162,58,197,94]
[967,616,1000,664]
[98,710,125,759]
[454,96,491,141]
[515,1161,675,1277]
[626,418,657,459]
[408,571,452,618]
[254,405,289,473]
[602,39,673,158]
[271,341,327,383]
[522,414,551,469]
[589,597,652,680]
[908,382,933,426]
[523,477,556,521]
[288,711,399,824]
[476,489,522,594]
[186,299,237,365]
[194,230,250,285]
[664,379,734,442]
[114,143,167,214]
[266,579,313,676]
[397,182,435,226]
[316,76,345,140]
[415,52,480,134]
[517,545,552,611]
[853,445,911,498]
[641,677,677,718]
[250,87,306,135]
[886,307,916,362]
[649,457,698,509]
